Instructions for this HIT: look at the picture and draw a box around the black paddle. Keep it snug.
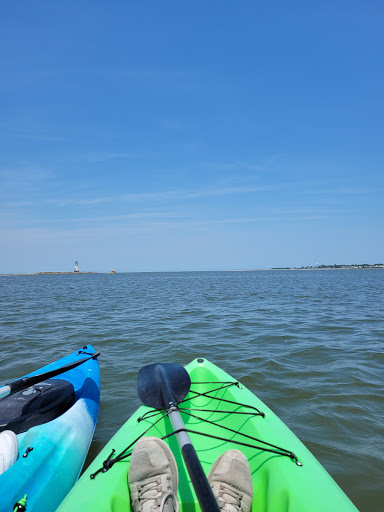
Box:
[0,352,100,400]
[137,363,220,512]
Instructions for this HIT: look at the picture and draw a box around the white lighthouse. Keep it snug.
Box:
[74,261,79,273]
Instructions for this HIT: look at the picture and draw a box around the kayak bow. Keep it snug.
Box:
[58,357,357,512]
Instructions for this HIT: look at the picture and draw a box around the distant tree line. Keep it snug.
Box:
[271,263,384,270]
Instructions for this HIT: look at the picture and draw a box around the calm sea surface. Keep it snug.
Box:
[1,270,383,511]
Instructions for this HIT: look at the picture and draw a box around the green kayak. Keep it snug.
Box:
[58,358,357,511]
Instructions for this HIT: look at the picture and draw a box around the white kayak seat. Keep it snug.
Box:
[0,429,18,475]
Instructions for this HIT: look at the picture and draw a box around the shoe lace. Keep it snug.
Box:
[216,482,244,512]
[136,476,176,512]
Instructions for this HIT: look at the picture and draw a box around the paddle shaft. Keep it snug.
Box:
[167,409,220,512]
[0,352,100,400]
[158,368,220,512]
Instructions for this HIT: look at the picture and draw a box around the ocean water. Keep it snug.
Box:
[1,270,383,511]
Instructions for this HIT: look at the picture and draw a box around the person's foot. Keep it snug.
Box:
[128,436,179,512]
[208,449,253,512]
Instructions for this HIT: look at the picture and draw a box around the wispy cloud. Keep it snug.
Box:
[302,183,384,197]
[186,184,276,198]
[81,152,137,163]
[12,132,65,142]
[202,155,281,173]
[337,187,383,195]
[45,211,185,224]
[0,67,194,90]
[0,166,53,192]
[45,190,179,207]
[45,196,116,206]
[0,213,330,236]
[45,183,277,207]
[3,201,34,208]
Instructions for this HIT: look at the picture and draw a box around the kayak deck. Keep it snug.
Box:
[58,358,357,511]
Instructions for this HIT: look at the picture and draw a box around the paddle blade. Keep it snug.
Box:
[137,363,191,410]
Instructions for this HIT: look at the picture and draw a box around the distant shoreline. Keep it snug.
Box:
[232,267,383,271]
[1,265,383,276]
[270,264,383,270]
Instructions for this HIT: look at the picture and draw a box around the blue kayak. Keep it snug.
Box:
[0,345,100,512]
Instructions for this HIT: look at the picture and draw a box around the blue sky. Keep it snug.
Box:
[1,1,383,273]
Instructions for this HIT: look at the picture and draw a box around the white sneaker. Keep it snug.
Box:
[0,430,18,475]
[128,437,179,512]
[208,449,253,512]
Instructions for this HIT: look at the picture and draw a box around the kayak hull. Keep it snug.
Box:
[0,346,100,512]
[58,358,356,511]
